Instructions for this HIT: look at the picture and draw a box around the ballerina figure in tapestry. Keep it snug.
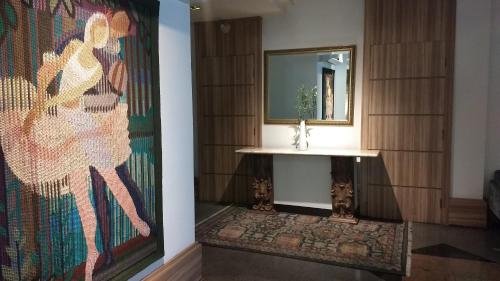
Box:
[0,12,149,281]
[325,73,334,120]
[53,9,157,267]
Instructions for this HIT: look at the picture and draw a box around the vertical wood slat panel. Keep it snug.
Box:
[369,0,452,44]
[202,117,256,146]
[367,151,443,188]
[199,86,257,116]
[369,79,446,115]
[196,17,262,204]
[361,0,455,224]
[360,185,442,224]
[448,198,487,227]
[368,116,444,152]
[201,145,251,175]
[200,55,255,86]
[196,22,217,58]
[370,41,448,80]
[200,175,251,204]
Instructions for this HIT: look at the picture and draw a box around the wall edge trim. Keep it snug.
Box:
[144,243,202,281]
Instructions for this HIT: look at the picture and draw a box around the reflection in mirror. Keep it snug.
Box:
[265,46,355,125]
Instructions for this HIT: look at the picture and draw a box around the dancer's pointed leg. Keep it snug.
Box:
[71,171,99,281]
[99,169,150,236]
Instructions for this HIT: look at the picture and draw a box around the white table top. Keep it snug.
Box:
[235,147,380,158]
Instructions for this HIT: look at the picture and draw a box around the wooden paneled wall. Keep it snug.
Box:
[448,198,487,228]
[194,17,262,204]
[361,0,456,224]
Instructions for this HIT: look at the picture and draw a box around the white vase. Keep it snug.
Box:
[298,120,308,151]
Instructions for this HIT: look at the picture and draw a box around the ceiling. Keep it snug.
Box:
[190,0,294,22]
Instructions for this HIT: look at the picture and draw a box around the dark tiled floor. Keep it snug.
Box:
[411,223,500,263]
[412,243,492,262]
[200,221,500,281]
[407,254,500,281]
[202,246,385,281]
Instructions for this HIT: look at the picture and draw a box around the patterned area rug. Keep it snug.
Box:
[196,207,412,276]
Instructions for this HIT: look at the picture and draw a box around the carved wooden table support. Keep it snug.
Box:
[251,154,274,211]
[330,157,358,224]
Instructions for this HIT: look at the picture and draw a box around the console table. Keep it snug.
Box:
[236,147,380,224]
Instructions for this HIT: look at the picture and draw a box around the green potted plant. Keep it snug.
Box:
[295,85,317,150]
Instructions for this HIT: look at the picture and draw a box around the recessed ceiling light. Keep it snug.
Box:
[190,5,201,11]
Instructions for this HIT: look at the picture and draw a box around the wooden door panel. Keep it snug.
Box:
[370,41,447,79]
[448,198,487,227]
[369,79,446,115]
[196,18,262,204]
[200,55,255,86]
[360,184,402,220]
[195,22,218,57]
[202,116,256,146]
[201,145,251,175]
[361,185,441,223]
[234,55,256,85]
[367,151,443,188]
[234,20,261,55]
[367,0,452,44]
[200,86,257,116]
[362,0,454,224]
[195,18,261,57]
[368,116,444,151]
[199,174,251,203]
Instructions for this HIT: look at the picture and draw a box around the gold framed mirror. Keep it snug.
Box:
[264,45,356,125]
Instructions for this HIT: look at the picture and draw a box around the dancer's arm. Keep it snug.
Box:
[23,40,80,134]
[43,69,103,109]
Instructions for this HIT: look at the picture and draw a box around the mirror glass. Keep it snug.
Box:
[265,46,355,125]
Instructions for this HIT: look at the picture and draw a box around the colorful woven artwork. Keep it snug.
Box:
[0,0,162,280]
[197,207,412,276]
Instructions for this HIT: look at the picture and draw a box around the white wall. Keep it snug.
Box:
[451,0,492,199]
[262,0,364,208]
[192,23,199,178]
[263,0,364,149]
[333,61,348,120]
[132,0,195,279]
[265,0,499,206]
[485,0,500,192]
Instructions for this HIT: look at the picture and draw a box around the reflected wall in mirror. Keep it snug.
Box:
[265,46,356,125]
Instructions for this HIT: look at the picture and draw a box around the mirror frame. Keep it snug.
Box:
[264,45,356,126]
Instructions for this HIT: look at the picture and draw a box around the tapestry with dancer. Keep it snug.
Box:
[0,1,161,280]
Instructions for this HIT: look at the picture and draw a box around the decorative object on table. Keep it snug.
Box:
[331,157,357,223]
[251,155,274,211]
[197,206,412,276]
[322,68,335,120]
[294,85,317,151]
[0,1,163,280]
[298,119,308,150]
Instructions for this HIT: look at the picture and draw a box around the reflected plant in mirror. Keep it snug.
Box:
[296,85,318,121]
[265,45,356,125]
